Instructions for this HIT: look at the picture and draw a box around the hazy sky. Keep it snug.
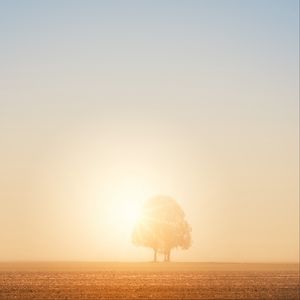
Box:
[0,0,299,262]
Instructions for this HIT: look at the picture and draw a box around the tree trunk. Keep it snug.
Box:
[153,249,157,262]
[164,249,171,262]
[167,249,171,262]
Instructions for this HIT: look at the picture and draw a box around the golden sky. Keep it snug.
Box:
[0,1,299,262]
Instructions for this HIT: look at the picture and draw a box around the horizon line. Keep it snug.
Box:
[1,260,299,264]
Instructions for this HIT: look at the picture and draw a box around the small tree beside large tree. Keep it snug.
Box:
[132,195,192,262]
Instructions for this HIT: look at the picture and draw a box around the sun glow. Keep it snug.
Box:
[105,177,154,234]
[119,200,141,228]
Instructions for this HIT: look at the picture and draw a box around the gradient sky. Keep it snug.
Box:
[0,0,299,262]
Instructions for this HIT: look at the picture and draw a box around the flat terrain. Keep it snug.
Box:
[0,262,299,299]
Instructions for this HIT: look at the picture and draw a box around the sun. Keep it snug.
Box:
[106,177,153,233]
[119,200,141,228]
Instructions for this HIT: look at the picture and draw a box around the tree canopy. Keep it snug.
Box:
[132,195,192,262]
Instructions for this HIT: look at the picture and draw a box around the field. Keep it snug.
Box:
[0,262,299,300]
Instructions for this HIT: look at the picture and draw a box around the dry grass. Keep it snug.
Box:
[0,262,299,299]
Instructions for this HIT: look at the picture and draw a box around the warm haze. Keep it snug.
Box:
[0,0,299,264]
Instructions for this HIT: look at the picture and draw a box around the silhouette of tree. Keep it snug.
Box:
[132,195,192,262]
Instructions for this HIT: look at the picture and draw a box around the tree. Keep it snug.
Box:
[132,195,192,262]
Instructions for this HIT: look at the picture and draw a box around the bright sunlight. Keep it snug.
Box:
[105,177,154,233]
